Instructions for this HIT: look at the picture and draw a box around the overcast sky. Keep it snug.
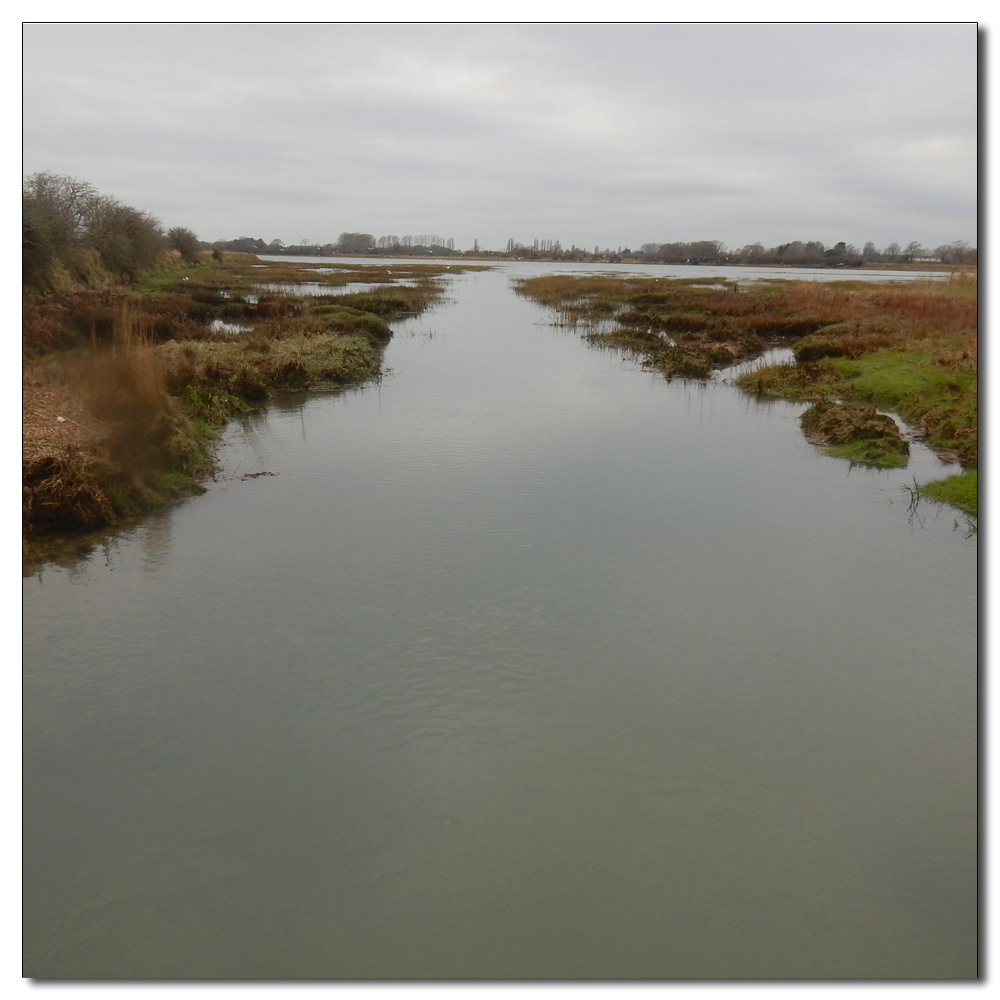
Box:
[23,22,977,252]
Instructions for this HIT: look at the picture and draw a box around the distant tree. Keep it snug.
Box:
[338,232,376,253]
[687,240,725,261]
[210,236,267,254]
[935,240,974,264]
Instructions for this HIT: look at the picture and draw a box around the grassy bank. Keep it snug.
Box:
[919,470,977,517]
[24,254,486,544]
[516,272,977,511]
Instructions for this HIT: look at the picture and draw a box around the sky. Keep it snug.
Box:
[22,22,978,253]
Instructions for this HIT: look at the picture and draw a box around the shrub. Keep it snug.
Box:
[23,172,170,288]
[167,227,202,262]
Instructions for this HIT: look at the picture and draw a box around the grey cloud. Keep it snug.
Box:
[23,23,977,250]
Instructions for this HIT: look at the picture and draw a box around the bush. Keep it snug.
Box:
[23,171,170,288]
[22,173,96,287]
[83,198,166,279]
[167,227,202,262]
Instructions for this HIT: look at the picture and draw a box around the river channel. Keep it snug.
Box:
[23,262,977,978]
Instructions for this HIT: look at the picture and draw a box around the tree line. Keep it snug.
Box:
[497,238,976,265]
[702,239,977,266]
[210,233,977,265]
[23,172,201,290]
[209,233,458,256]
[30,170,966,274]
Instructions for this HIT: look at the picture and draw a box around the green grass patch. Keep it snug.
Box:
[821,441,909,468]
[824,352,977,464]
[920,470,977,517]
[742,349,977,467]
[824,351,968,406]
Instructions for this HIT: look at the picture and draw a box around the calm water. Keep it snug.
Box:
[23,262,976,979]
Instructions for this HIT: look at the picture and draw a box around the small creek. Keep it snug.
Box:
[23,261,976,978]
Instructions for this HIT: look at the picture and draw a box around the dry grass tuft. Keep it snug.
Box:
[800,401,909,468]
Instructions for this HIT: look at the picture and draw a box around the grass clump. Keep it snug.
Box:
[919,470,977,517]
[159,333,381,421]
[23,316,214,537]
[800,401,909,468]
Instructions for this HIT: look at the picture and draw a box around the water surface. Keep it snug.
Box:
[23,262,976,979]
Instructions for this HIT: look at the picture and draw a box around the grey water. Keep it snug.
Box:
[23,262,976,979]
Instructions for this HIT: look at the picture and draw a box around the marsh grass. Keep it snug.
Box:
[159,332,381,419]
[742,351,977,466]
[519,273,976,508]
[24,254,459,540]
[515,274,865,378]
[24,304,213,535]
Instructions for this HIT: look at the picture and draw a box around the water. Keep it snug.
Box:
[253,281,388,297]
[23,262,976,979]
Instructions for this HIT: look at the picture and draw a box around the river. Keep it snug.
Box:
[23,261,977,979]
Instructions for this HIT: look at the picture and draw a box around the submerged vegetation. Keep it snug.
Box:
[23,176,488,545]
[517,272,977,510]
